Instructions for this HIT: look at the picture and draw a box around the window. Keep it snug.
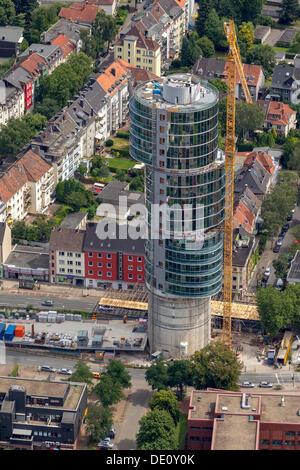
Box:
[159,126,164,133]
[137,49,140,53]
[190,436,200,442]
[128,274,133,279]
[107,263,112,268]
[98,262,102,267]
[137,57,140,62]
[59,260,64,265]
[107,254,112,259]
[272,440,283,446]
[260,440,270,445]
[138,275,142,280]
[107,272,112,277]
[160,189,164,194]
[128,256,133,261]
[75,261,81,266]
[160,178,164,183]
[67,252,73,257]
[67,269,73,273]
[286,432,296,436]
[59,268,65,273]
[75,253,81,258]
[88,261,93,266]
[67,260,73,265]
[88,252,93,257]
[88,270,93,275]
[203,437,212,442]
[128,265,133,270]
[159,149,165,155]
[76,269,81,274]
[190,426,201,430]
[159,161,164,168]
[118,47,122,52]
[285,440,295,446]
[59,251,64,256]
[138,257,142,262]
[160,114,165,120]
[97,253,102,258]
[98,271,102,276]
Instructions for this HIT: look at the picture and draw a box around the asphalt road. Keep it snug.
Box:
[0,293,98,312]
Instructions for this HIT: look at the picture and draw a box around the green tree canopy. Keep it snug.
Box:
[196,35,215,58]
[93,374,124,407]
[256,286,296,335]
[279,0,300,24]
[136,409,177,450]
[235,101,265,138]
[191,342,243,391]
[0,0,15,25]
[105,359,131,389]
[69,359,94,384]
[149,390,179,424]
[167,359,194,400]
[85,402,113,443]
[245,44,276,77]
[273,254,289,279]
[145,359,169,391]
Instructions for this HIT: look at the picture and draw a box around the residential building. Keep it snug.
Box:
[258,100,297,136]
[84,222,145,290]
[0,26,24,58]
[242,150,276,176]
[19,44,64,73]
[0,149,54,223]
[86,0,118,16]
[3,245,49,282]
[96,180,144,221]
[234,159,271,201]
[130,74,225,358]
[188,388,300,450]
[0,223,11,266]
[269,64,300,104]
[42,18,90,52]
[97,59,130,132]
[0,376,87,450]
[158,0,185,57]
[51,34,76,60]
[59,2,101,27]
[60,212,88,230]
[231,228,258,299]
[114,26,161,77]
[0,80,25,126]
[49,227,86,286]
[192,57,265,101]
[254,25,271,44]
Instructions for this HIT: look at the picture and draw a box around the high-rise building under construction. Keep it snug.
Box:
[129,74,225,358]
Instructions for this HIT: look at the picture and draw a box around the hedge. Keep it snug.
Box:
[236,142,254,151]
[116,131,130,139]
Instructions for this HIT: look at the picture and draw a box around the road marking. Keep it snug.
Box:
[276,373,280,384]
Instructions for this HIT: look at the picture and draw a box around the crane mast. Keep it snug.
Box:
[222,20,252,348]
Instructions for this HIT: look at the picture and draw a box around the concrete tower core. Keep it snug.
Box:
[130,74,225,358]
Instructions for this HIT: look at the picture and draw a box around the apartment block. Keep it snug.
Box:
[114,27,161,77]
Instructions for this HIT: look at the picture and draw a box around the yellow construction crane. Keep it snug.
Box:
[222,20,252,348]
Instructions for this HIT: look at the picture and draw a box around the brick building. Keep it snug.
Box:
[188,388,300,450]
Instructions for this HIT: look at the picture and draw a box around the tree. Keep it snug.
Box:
[191,342,242,391]
[180,36,202,67]
[286,140,300,171]
[66,191,88,212]
[246,44,276,77]
[235,101,265,139]
[167,360,194,400]
[69,359,94,384]
[149,390,179,424]
[145,359,169,391]
[105,359,131,389]
[93,374,124,407]
[0,0,15,25]
[241,0,263,24]
[77,164,87,177]
[136,409,176,450]
[196,36,215,58]
[238,22,255,50]
[195,0,214,36]
[12,0,38,15]
[256,287,295,335]
[203,8,227,50]
[279,0,299,25]
[273,254,289,279]
[85,402,113,443]
[209,78,227,93]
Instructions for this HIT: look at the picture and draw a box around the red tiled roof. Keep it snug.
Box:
[265,101,296,127]
[19,53,47,79]
[224,62,263,87]
[243,151,275,175]
[0,150,51,203]
[234,200,255,233]
[116,25,160,51]
[119,59,161,86]
[59,2,101,24]
[51,34,76,58]
[96,59,128,96]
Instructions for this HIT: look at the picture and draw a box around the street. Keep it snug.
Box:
[0,293,98,312]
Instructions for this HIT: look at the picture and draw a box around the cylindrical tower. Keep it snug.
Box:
[130,74,225,358]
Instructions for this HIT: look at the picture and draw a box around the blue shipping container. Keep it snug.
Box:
[4,325,15,341]
[0,323,6,339]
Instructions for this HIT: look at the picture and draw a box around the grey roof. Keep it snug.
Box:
[278,29,298,44]
[12,428,32,436]
[19,44,62,62]
[84,222,145,255]
[97,181,129,202]
[234,160,270,195]
[42,18,89,44]
[157,0,182,19]
[0,26,23,43]
[271,64,298,88]
[60,212,87,230]
[3,66,33,89]
[232,232,256,268]
[50,227,85,252]
[254,25,271,40]
[1,400,15,413]
[79,78,107,114]
[62,411,76,424]
[4,246,49,270]
[191,57,226,79]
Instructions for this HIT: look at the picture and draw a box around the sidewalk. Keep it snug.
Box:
[0,279,101,299]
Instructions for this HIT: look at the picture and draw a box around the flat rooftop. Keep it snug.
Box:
[4,248,49,271]
[0,376,68,398]
[213,415,258,450]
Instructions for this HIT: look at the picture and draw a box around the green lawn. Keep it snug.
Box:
[111,137,130,152]
[52,205,72,225]
[107,157,134,170]
[273,46,289,52]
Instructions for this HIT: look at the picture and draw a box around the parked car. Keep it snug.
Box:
[282,224,289,232]
[40,365,56,373]
[241,381,255,388]
[97,439,114,449]
[42,300,53,306]
[287,213,293,221]
[108,429,116,439]
[273,245,280,253]
[275,278,284,291]
[58,368,72,375]
[277,237,283,245]
[259,381,273,388]
[260,279,267,288]
[264,267,271,278]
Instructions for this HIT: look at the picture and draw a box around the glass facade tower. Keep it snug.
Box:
[130,74,225,357]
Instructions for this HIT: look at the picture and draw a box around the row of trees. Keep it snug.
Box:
[12,216,56,243]
[69,359,131,443]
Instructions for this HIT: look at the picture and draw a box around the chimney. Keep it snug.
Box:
[111,68,116,76]
[80,99,84,107]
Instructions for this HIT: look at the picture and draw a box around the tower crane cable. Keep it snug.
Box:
[222,20,252,348]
